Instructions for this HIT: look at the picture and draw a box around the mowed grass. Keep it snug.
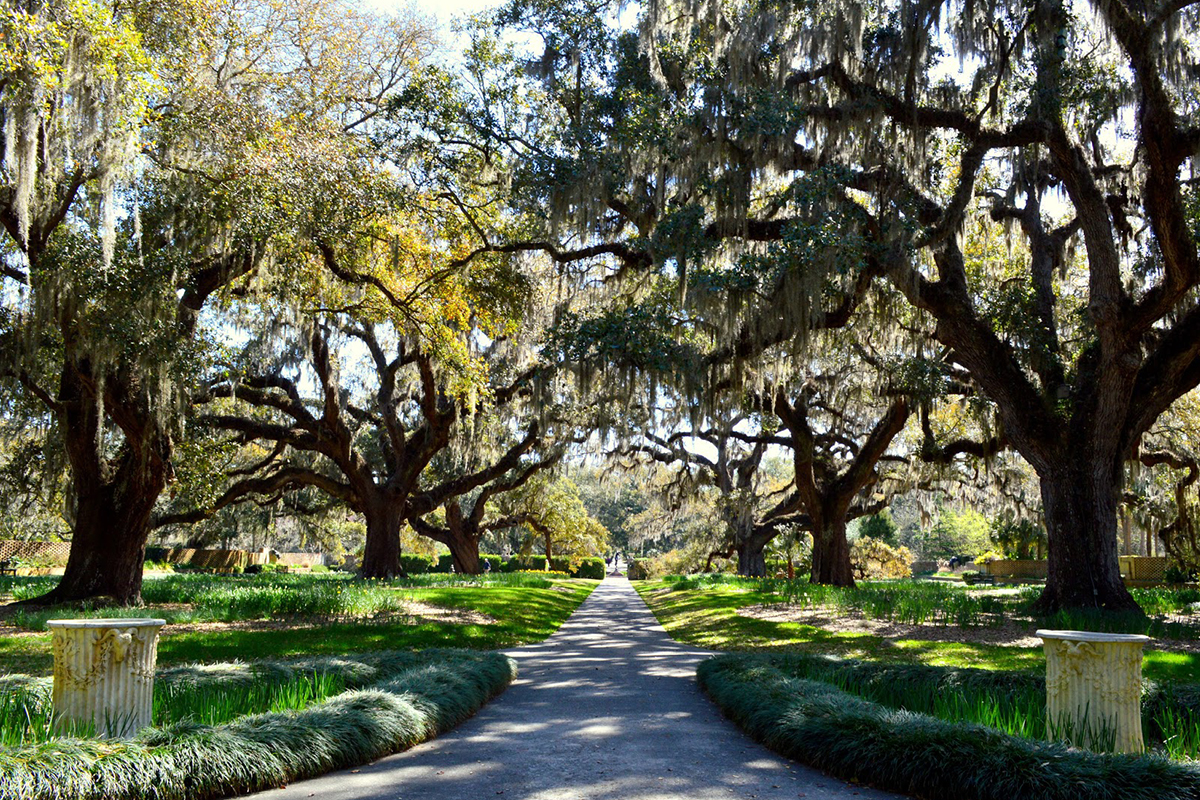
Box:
[634,581,1200,683]
[0,577,596,676]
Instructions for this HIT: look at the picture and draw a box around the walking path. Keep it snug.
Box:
[249,576,902,800]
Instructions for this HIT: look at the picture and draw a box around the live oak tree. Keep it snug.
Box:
[762,373,911,586]
[0,0,435,603]
[170,306,556,578]
[405,403,580,574]
[767,340,1015,584]
[477,472,609,567]
[1125,391,1200,571]
[616,412,775,575]
[553,278,941,583]
[488,0,1200,612]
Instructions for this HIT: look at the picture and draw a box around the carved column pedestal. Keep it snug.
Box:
[1036,629,1149,753]
[47,618,166,738]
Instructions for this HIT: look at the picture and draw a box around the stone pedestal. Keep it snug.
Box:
[47,618,166,738]
[1036,629,1149,753]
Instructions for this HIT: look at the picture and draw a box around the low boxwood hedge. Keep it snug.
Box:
[569,558,606,579]
[399,554,436,574]
[0,649,516,800]
[423,553,604,578]
[698,653,1200,800]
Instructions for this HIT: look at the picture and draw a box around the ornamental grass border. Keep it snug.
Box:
[698,653,1200,800]
[0,649,516,800]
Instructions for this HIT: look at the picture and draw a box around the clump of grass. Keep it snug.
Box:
[755,654,1047,741]
[699,653,1200,800]
[0,676,53,746]
[0,649,517,800]
[1132,587,1200,617]
[154,671,347,728]
[755,652,1200,758]
[1154,704,1200,761]
[2,652,430,747]
[3,576,61,602]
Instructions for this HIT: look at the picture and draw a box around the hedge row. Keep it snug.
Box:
[744,652,1200,746]
[0,650,517,800]
[398,553,605,579]
[697,653,1200,800]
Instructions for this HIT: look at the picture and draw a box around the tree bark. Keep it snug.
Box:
[810,519,855,587]
[37,470,163,605]
[446,530,482,575]
[360,496,404,579]
[31,363,169,606]
[1030,461,1141,614]
[736,538,767,577]
[735,524,778,577]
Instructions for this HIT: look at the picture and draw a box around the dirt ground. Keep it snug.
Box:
[737,603,1200,654]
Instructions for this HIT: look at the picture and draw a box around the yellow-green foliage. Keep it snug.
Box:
[851,538,913,580]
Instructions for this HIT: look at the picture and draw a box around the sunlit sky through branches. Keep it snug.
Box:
[371,0,501,22]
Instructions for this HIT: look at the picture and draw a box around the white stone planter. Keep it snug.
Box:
[47,618,166,738]
[1036,629,1149,753]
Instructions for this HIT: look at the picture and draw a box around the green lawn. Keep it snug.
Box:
[0,579,596,675]
[634,581,1200,683]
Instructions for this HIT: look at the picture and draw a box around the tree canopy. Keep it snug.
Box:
[2,0,1198,614]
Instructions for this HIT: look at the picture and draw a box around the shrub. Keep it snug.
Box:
[572,557,605,579]
[698,653,1200,800]
[521,555,548,571]
[426,554,506,574]
[627,559,650,580]
[310,564,329,574]
[540,557,605,578]
[1166,564,1198,585]
[962,570,983,585]
[399,554,435,574]
[850,538,913,580]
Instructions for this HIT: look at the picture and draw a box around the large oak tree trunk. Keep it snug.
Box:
[736,538,767,577]
[40,469,163,605]
[1031,459,1140,614]
[810,519,855,587]
[446,530,482,575]
[32,363,169,606]
[360,497,404,579]
[735,525,776,577]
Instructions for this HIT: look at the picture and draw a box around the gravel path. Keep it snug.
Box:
[246,576,903,800]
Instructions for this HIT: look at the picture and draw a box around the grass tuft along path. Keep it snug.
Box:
[245,576,900,800]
